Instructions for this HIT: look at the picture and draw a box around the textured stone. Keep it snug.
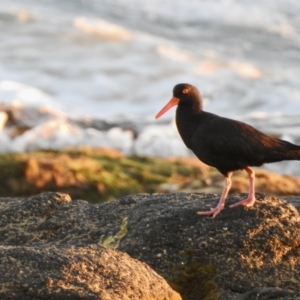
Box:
[0,192,181,300]
[0,244,181,300]
[118,193,300,299]
[0,191,140,247]
[1,191,300,299]
[232,287,299,300]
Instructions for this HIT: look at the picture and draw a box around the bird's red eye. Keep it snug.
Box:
[182,88,189,94]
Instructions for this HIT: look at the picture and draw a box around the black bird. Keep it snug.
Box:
[155,83,300,217]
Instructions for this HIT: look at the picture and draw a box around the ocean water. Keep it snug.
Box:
[1,0,300,175]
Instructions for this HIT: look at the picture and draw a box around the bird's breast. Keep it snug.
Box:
[175,110,204,149]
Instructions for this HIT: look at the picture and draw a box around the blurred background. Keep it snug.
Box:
[1,0,300,176]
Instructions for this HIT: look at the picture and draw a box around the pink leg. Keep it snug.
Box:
[197,172,232,218]
[230,167,256,208]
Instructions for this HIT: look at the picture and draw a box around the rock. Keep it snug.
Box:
[0,192,181,300]
[281,195,300,212]
[0,191,140,247]
[232,287,298,300]
[118,193,300,300]
[1,191,300,299]
[0,244,181,300]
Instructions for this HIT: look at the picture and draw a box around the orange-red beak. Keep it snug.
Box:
[155,97,180,119]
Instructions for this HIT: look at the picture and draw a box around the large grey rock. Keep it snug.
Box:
[118,193,300,300]
[0,192,141,247]
[1,191,300,299]
[0,192,181,300]
[0,244,181,300]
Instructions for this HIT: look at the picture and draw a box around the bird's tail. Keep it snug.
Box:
[266,139,300,163]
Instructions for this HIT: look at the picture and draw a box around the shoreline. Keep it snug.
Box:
[1,147,300,203]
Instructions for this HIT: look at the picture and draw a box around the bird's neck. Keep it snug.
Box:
[175,104,203,148]
[177,97,203,117]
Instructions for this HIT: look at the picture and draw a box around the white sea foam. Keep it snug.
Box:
[134,121,190,157]
[13,10,37,22]
[73,17,133,40]
[0,80,64,114]
[11,120,83,152]
[157,44,193,62]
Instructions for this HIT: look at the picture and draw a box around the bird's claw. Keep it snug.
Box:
[229,197,256,208]
[197,206,224,218]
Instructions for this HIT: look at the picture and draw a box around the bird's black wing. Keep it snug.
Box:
[190,112,297,173]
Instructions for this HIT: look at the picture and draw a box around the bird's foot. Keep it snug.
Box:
[229,196,256,208]
[197,206,224,218]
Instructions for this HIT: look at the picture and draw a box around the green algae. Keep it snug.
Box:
[99,217,128,249]
[0,147,297,203]
[0,149,204,202]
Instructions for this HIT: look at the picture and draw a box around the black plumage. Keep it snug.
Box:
[155,83,300,217]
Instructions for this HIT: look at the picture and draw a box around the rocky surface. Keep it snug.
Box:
[0,245,181,300]
[1,191,300,299]
[0,192,180,300]
[0,192,138,247]
[233,287,298,300]
[118,193,300,300]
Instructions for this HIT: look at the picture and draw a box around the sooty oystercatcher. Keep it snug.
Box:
[155,83,300,217]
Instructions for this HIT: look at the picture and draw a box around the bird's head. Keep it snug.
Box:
[155,83,201,119]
